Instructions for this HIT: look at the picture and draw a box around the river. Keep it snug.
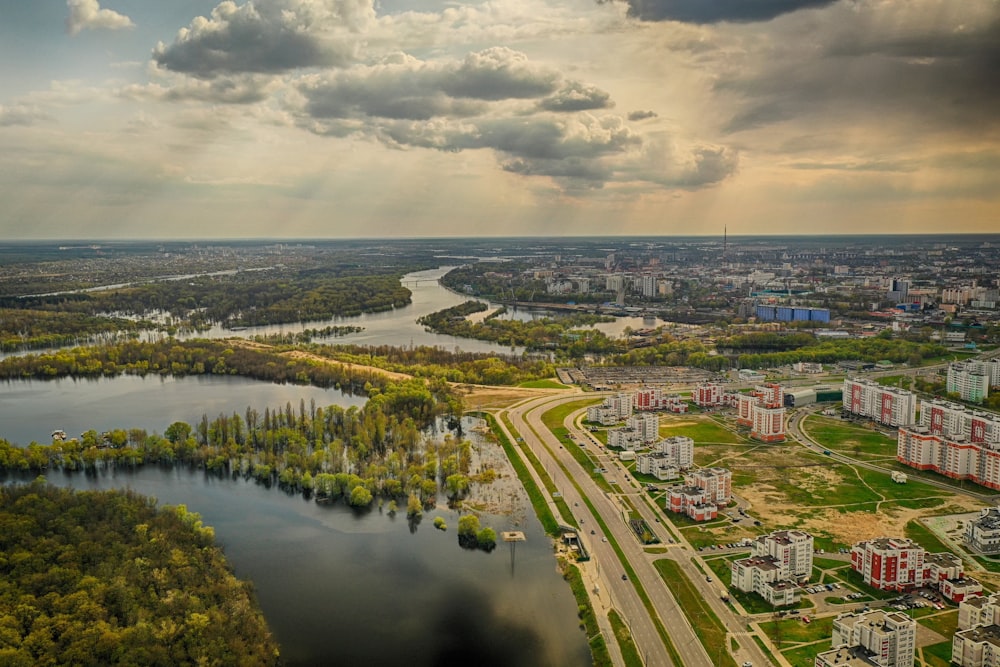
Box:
[0,375,590,666]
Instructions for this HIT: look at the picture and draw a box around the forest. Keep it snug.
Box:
[417,301,619,355]
[0,481,279,666]
[0,268,417,350]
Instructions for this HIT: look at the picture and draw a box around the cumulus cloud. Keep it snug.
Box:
[66,0,134,36]
[153,0,375,77]
[297,48,597,121]
[120,74,277,105]
[539,82,614,112]
[601,0,836,24]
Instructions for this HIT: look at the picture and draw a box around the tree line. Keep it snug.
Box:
[0,480,279,666]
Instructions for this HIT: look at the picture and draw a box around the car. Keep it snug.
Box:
[590,530,596,535]
[622,574,628,581]
[743,662,753,667]
[802,616,811,624]
[706,576,712,583]
[602,537,607,542]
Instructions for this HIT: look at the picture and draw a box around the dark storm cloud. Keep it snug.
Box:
[538,82,613,112]
[603,0,837,24]
[153,0,373,77]
[718,3,1000,135]
[627,110,658,121]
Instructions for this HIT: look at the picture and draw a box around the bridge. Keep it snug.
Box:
[400,279,441,287]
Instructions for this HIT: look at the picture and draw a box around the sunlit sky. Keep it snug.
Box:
[1,0,998,239]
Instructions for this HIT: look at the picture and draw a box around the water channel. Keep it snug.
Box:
[0,265,656,664]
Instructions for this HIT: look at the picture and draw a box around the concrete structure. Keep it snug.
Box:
[919,399,1000,444]
[736,383,786,442]
[952,624,1000,667]
[694,382,728,407]
[652,436,694,469]
[942,578,984,605]
[752,530,813,579]
[793,361,824,374]
[816,609,916,667]
[730,556,799,607]
[586,392,633,425]
[959,592,1000,631]
[851,537,926,592]
[949,362,991,403]
[634,387,664,411]
[685,467,732,506]
[635,453,680,481]
[666,486,717,521]
[843,378,917,428]
[967,507,1000,555]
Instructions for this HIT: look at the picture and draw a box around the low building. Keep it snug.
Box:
[942,579,984,605]
[730,556,799,607]
[967,507,1000,555]
[817,609,916,667]
[635,453,679,481]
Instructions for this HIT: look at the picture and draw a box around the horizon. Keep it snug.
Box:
[1,1,998,238]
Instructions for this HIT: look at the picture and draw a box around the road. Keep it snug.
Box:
[507,393,771,667]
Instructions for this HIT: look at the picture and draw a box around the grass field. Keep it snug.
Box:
[904,519,952,554]
[607,610,643,667]
[803,415,898,461]
[921,641,952,667]
[518,379,571,389]
[759,615,834,648]
[540,399,613,493]
[917,609,958,638]
[659,415,747,444]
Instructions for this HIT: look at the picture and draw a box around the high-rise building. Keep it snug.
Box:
[843,378,917,427]
[752,530,814,579]
[851,537,926,592]
[948,362,992,403]
[736,383,786,442]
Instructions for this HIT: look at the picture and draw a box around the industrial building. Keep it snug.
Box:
[755,305,831,323]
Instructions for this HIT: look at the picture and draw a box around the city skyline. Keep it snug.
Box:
[1,0,998,239]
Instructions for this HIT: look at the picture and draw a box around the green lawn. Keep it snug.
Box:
[921,641,952,667]
[904,519,952,554]
[781,642,831,667]
[607,609,643,667]
[759,615,834,648]
[918,610,958,638]
[803,415,898,460]
[659,416,747,444]
[541,400,613,493]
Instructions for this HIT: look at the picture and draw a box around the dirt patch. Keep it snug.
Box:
[454,384,579,411]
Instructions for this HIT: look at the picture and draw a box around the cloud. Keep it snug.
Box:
[153,0,376,77]
[66,0,134,36]
[602,0,837,24]
[714,1,1000,138]
[297,48,594,121]
[120,74,277,105]
[539,82,614,112]
[627,110,658,121]
[0,105,50,127]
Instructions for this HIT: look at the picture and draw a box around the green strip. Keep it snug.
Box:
[653,559,739,667]
[564,564,613,667]
[500,412,576,526]
[608,609,644,667]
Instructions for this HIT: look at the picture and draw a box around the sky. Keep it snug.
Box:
[0,0,998,239]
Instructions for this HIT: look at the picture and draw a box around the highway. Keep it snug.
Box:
[506,393,770,667]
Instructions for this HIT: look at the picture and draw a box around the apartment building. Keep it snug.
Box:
[814,609,916,667]
[586,392,633,425]
[736,383,786,442]
[666,467,731,521]
[653,436,694,468]
[635,453,680,481]
[920,399,1000,444]
[685,467,732,505]
[752,530,813,579]
[843,378,917,428]
[952,624,1000,667]
[730,556,800,607]
[851,537,926,592]
[966,507,1000,555]
[694,382,729,407]
[949,362,991,403]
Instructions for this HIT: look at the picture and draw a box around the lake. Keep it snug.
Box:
[0,376,590,666]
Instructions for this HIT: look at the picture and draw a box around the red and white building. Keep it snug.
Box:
[851,537,926,592]
[666,467,731,521]
[695,382,729,407]
[633,387,688,413]
[897,400,1000,491]
[736,384,786,442]
[843,378,917,428]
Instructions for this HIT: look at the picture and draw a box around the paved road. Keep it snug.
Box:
[508,394,716,667]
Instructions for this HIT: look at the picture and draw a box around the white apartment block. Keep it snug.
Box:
[635,453,680,481]
[586,392,633,425]
[730,556,800,607]
[653,436,694,468]
[817,610,916,667]
[627,413,660,443]
[952,624,1000,667]
[959,592,1000,631]
[843,378,917,428]
[949,362,991,403]
[607,428,640,450]
[752,530,813,579]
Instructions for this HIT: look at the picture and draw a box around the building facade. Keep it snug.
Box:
[843,378,917,428]
[851,537,926,592]
[752,530,814,580]
[816,609,916,667]
[966,507,1000,555]
[949,362,991,404]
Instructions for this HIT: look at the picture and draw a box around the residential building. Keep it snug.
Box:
[851,537,926,592]
[730,556,799,607]
[695,382,729,407]
[634,387,664,411]
[919,399,1000,444]
[627,413,659,443]
[752,530,813,579]
[685,467,732,505]
[653,436,694,469]
[959,592,1000,631]
[897,402,1000,490]
[586,392,633,425]
[815,609,916,667]
[966,507,1000,555]
[843,378,917,428]
[949,362,991,403]
[666,486,717,521]
[737,383,786,442]
[952,624,1000,667]
[635,453,680,481]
